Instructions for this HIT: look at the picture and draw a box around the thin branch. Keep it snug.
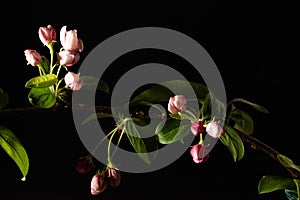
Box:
[1,103,299,179]
[237,131,300,179]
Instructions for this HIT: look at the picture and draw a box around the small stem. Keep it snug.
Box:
[55,78,64,97]
[56,65,63,77]
[91,126,118,155]
[237,130,300,179]
[111,127,125,158]
[49,47,55,74]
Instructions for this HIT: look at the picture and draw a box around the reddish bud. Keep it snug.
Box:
[190,144,209,164]
[106,168,121,187]
[90,173,107,195]
[191,121,205,136]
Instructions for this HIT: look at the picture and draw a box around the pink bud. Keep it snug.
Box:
[206,121,225,138]
[168,95,187,114]
[90,173,107,195]
[24,49,42,66]
[106,168,121,187]
[38,25,56,46]
[57,50,80,67]
[60,26,84,52]
[191,121,205,136]
[64,71,83,91]
[190,144,209,164]
[75,155,94,174]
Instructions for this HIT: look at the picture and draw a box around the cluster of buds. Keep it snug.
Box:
[75,155,121,195]
[168,95,225,164]
[90,167,121,195]
[24,24,83,91]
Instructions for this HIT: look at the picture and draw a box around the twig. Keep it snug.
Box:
[0,103,299,179]
[237,131,300,179]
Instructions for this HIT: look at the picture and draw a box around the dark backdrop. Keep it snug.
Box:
[3,1,299,199]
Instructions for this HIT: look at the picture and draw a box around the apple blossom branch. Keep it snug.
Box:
[1,103,299,179]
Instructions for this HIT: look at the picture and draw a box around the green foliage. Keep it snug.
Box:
[28,88,56,108]
[228,98,269,114]
[228,108,254,135]
[258,175,297,195]
[0,89,30,181]
[124,119,157,164]
[0,126,29,181]
[79,75,110,94]
[130,80,209,105]
[0,88,9,109]
[25,74,58,88]
[219,124,244,161]
[277,154,300,172]
[155,118,191,144]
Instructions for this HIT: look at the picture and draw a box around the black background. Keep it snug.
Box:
[2,1,299,199]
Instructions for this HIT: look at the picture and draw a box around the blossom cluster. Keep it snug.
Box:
[168,94,225,164]
[75,155,121,195]
[24,25,83,92]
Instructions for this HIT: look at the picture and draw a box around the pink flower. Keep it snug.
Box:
[191,121,205,136]
[64,71,83,91]
[75,155,94,174]
[24,49,42,66]
[206,120,225,138]
[60,26,84,52]
[168,95,187,114]
[106,168,121,187]
[38,24,56,46]
[190,144,209,164]
[90,173,107,195]
[57,50,80,66]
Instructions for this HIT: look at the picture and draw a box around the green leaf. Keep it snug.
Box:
[155,118,191,144]
[79,75,110,94]
[293,179,300,199]
[124,119,151,164]
[228,98,269,114]
[258,175,296,194]
[40,56,50,74]
[25,74,57,88]
[28,88,56,108]
[228,109,254,135]
[130,80,209,105]
[0,88,9,109]
[0,126,29,181]
[201,92,226,121]
[219,124,244,161]
[277,154,300,172]
[81,112,114,125]
[285,189,298,200]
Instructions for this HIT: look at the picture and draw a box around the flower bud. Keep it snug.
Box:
[75,155,94,174]
[191,120,205,136]
[57,50,80,66]
[90,173,107,195]
[206,120,225,138]
[190,144,209,164]
[64,71,83,91]
[24,49,42,66]
[168,95,187,114]
[60,26,84,52]
[106,168,121,187]
[38,25,56,47]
